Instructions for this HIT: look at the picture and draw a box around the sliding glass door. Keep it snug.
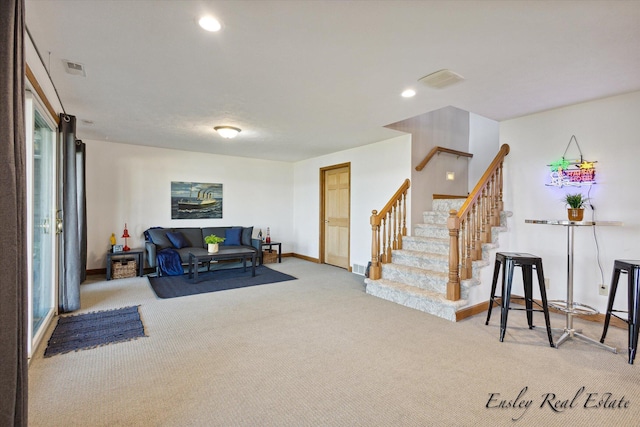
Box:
[26,91,57,358]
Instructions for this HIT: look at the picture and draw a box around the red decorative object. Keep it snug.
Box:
[122,223,131,251]
[266,227,271,244]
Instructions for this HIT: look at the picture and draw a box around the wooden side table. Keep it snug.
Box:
[261,242,282,263]
[106,248,145,280]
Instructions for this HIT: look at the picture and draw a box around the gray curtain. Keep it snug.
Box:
[0,0,28,425]
[76,139,87,282]
[59,115,86,312]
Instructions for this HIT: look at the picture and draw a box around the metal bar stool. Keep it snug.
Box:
[600,260,640,364]
[486,252,555,347]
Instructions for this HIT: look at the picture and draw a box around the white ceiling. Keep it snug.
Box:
[25,1,640,162]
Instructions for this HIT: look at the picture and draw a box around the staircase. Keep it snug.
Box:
[364,198,511,322]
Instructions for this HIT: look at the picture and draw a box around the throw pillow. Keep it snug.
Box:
[147,228,173,250]
[166,231,189,249]
[242,226,253,246]
[224,228,242,246]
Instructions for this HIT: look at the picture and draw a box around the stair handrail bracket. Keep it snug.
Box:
[446,144,510,301]
[369,179,410,280]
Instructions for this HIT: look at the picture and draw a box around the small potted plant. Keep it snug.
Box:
[204,234,225,253]
[563,193,588,221]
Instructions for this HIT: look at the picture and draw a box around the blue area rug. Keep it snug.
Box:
[44,305,146,357]
[148,265,297,299]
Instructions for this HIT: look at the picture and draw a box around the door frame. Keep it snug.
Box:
[25,89,59,359]
[319,162,351,270]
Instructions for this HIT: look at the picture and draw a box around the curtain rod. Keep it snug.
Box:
[25,25,66,115]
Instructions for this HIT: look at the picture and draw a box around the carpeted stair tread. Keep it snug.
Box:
[393,249,448,260]
[365,278,467,321]
[391,249,449,272]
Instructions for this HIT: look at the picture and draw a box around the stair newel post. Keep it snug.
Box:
[447,210,461,301]
[370,210,381,280]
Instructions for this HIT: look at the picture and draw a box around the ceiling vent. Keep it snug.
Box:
[63,60,86,77]
[418,69,464,89]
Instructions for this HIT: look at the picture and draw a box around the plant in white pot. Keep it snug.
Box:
[204,234,225,253]
[563,193,588,221]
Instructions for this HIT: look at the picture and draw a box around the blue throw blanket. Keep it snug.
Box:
[157,248,184,276]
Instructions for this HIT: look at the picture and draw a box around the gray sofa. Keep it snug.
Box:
[145,226,261,273]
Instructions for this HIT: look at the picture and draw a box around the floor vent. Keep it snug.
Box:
[353,264,366,276]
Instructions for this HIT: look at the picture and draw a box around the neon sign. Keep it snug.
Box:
[548,159,596,187]
[547,135,597,187]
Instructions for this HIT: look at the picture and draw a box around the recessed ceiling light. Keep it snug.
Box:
[198,15,222,32]
[401,89,416,98]
[214,126,241,139]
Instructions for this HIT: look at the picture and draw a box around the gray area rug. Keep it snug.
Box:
[44,305,146,357]
[148,265,297,299]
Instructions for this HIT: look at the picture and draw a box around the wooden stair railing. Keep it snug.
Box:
[446,144,510,300]
[415,146,473,172]
[369,179,410,280]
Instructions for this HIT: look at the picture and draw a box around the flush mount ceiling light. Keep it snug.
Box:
[401,89,416,98]
[418,69,464,89]
[214,126,241,139]
[198,15,222,32]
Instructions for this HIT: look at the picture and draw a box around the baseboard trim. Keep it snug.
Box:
[292,253,320,263]
[456,301,489,321]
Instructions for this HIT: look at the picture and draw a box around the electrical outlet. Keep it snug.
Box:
[544,278,550,289]
[599,283,609,296]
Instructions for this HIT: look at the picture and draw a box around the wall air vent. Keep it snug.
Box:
[418,69,464,89]
[63,60,86,77]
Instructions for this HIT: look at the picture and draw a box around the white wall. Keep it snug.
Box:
[85,140,294,269]
[292,134,412,270]
[467,91,640,312]
[468,113,499,188]
[26,34,63,114]
[387,107,471,227]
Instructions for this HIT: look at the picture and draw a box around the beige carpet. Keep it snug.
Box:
[29,259,639,426]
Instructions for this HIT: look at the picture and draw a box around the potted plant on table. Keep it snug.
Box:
[204,234,225,253]
[563,193,588,221]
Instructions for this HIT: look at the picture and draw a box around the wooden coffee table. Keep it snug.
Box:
[188,248,256,283]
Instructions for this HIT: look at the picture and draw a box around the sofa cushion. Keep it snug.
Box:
[201,227,229,244]
[224,227,242,246]
[166,231,189,249]
[242,227,253,246]
[174,228,205,248]
[147,228,172,250]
